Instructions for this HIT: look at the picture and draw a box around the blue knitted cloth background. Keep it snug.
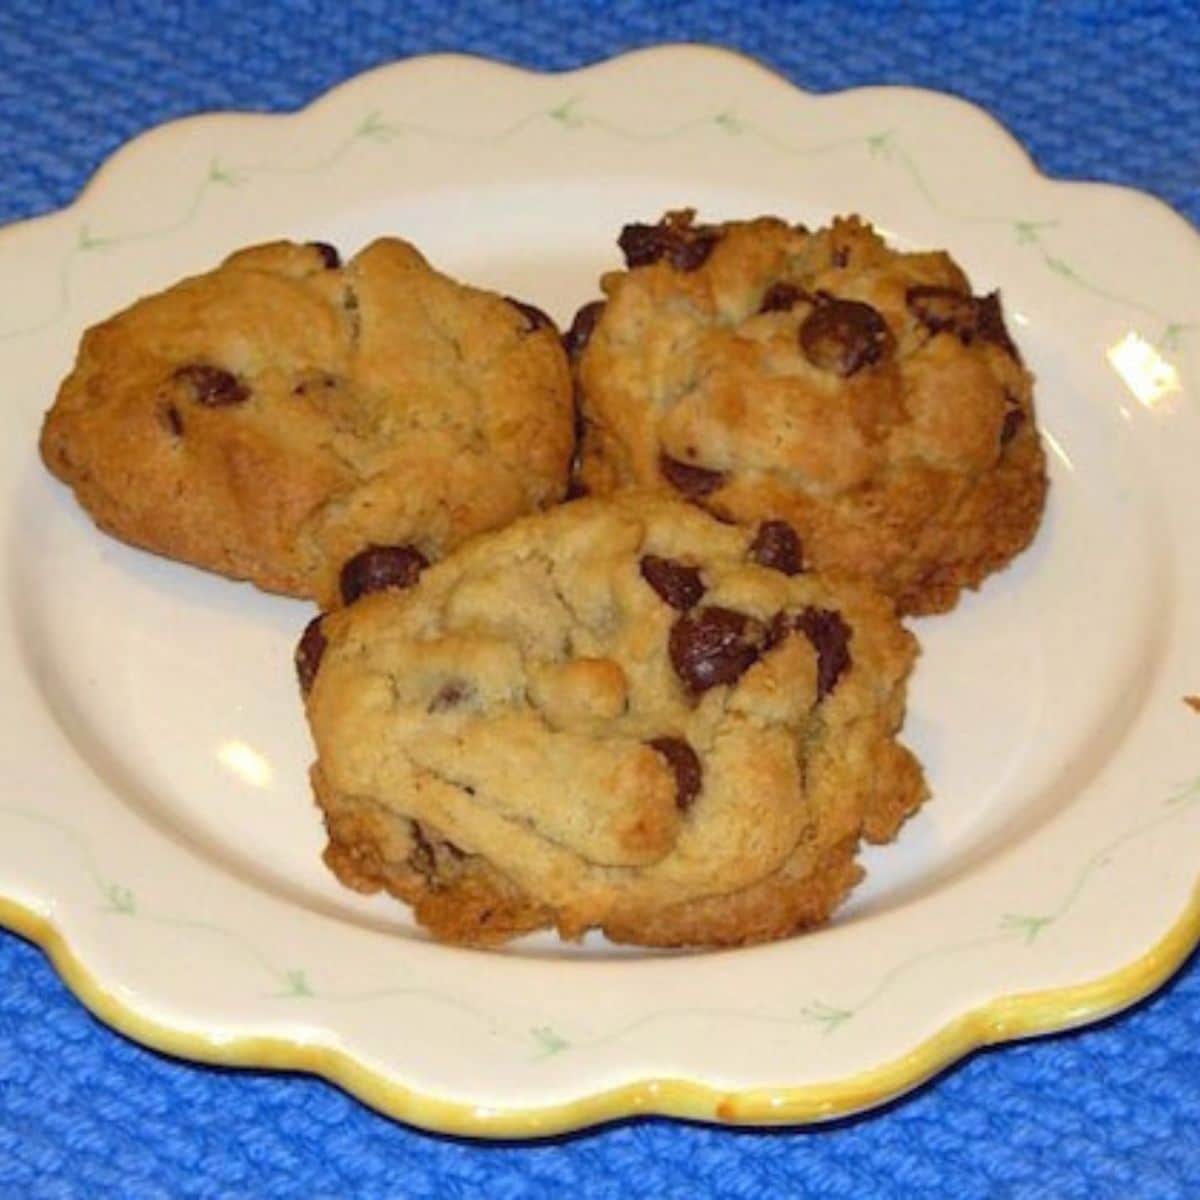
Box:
[2,2,1198,1195]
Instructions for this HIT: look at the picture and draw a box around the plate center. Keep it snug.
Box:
[10,183,1168,952]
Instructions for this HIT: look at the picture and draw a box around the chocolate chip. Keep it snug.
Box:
[429,679,472,712]
[618,215,719,272]
[413,823,467,873]
[506,297,556,334]
[565,476,589,501]
[563,300,605,360]
[750,520,804,575]
[410,822,436,878]
[906,287,1021,361]
[618,223,662,268]
[905,285,978,341]
[799,298,894,376]
[162,404,184,437]
[412,820,469,876]
[339,544,429,605]
[295,615,327,695]
[172,364,249,407]
[758,282,809,314]
[975,291,1020,360]
[647,737,702,811]
[832,245,850,268]
[793,606,852,700]
[308,241,341,270]
[668,230,718,271]
[1000,405,1025,445]
[669,606,762,693]
[659,453,725,499]
[640,554,705,610]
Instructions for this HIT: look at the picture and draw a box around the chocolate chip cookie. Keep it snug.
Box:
[573,211,1047,614]
[40,239,574,606]
[301,493,926,948]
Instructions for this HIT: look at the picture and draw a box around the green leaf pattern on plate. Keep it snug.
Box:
[1,96,1198,1062]
[3,758,1198,1057]
[2,100,1194,355]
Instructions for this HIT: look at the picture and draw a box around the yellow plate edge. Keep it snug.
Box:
[4,43,1199,1141]
[3,882,1197,1138]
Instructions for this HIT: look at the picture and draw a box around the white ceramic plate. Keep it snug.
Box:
[2,46,1199,1136]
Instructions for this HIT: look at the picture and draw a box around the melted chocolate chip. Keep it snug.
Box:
[308,241,341,269]
[793,606,852,700]
[906,287,1021,361]
[799,298,894,376]
[506,296,555,334]
[162,404,184,437]
[669,606,762,693]
[647,737,702,811]
[563,300,606,360]
[640,555,705,610]
[295,615,327,695]
[564,476,589,501]
[617,223,663,268]
[832,245,850,268]
[172,364,249,407]
[618,217,719,272]
[339,544,429,605]
[667,229,719,271]
[758,282,809,314]
[750,520,804,575]
[412,822,468,870]
[905,285,978,341]
[1000,405,1025,445]
[659,453,725,499]
[410,823,436,877]
[975,291,1020,359]
[429,679,472,712]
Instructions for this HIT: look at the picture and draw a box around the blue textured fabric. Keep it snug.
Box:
[3,1,1200,1194]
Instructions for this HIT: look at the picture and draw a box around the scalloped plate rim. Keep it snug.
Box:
[1,43,1199,1135]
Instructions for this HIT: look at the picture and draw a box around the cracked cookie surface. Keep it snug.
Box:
[574,212,1047,615]
[302,493,927,948]
[40,238,574,606]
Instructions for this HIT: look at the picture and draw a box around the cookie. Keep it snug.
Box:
[573,211,1047,614]
[40,238,574,607]
[300,493,927,948]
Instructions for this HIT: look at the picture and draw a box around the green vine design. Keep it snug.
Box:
[499,768,1200,1057]
[798,772,1200,1034]
[2,766,1200,1061]
[0,801,538,1047]
[2,97,1194,357]
[866,132,1194,351]
[0,802,312,995]
[0,804,124,912]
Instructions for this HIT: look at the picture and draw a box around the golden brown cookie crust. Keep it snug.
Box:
[575,212,1047,615]
[302,493,927,948]
[40,238,573,606]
